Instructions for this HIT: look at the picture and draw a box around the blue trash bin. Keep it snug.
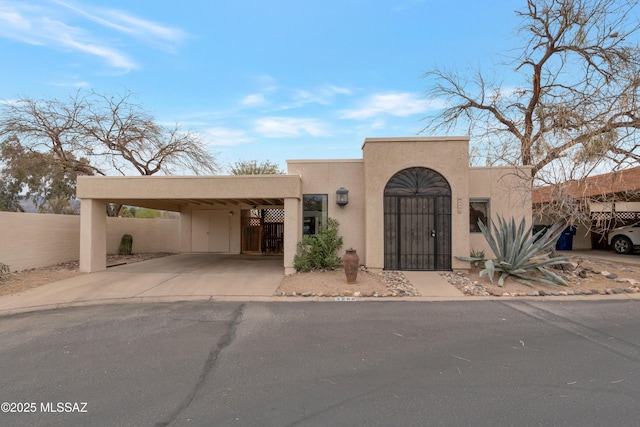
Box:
[556,226,576,250]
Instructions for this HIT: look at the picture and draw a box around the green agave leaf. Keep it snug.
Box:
[478,220,500,259]
[513,277,534,287]
[523,257,570,270]
[455,256,487,262]
[483,259,496,283]
[498,272,508,287]
[508,269,566,287]
[538,267,568,286]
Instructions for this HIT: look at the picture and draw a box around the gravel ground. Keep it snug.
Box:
[442,255,640,297]
[0,253,175,297]
[275,267,420,297]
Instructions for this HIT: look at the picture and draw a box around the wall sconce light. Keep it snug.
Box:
[229,211,234,216]
[336,187,349,207]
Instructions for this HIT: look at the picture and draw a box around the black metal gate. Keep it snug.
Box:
[384,168,451,270]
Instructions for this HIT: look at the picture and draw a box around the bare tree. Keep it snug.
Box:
[79,91,218,176]
[423,0,640,180]
[228,159,284,175]
[0,93,98,176]
[0,90,219,215]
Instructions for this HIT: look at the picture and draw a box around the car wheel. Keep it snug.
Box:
[612,236,633,254]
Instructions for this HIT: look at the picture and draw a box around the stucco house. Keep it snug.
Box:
[533,166,640,250]
[77,137,532,274]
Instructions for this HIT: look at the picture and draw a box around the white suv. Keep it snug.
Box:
[608,222,640,254]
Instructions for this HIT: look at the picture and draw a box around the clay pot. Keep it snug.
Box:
[343,248,359,283]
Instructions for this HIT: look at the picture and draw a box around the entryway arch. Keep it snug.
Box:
[383,167,452,270]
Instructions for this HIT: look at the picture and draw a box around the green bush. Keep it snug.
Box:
[458,216,568,287]
[294,218,344,272]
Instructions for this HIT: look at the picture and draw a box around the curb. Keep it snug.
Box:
[1,292,638,318]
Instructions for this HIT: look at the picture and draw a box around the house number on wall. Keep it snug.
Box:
[457,198,463,214]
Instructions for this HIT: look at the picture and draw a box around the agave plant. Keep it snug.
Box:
[458,216,569,287]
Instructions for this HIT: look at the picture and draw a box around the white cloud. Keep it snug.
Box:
[0,0,188,70]
[0,7,31,31]
[292,85,352,105]
[254,117,330,138]
[51,80,90,88]
[340,92,443,120]
[203,127,252,147]
[53,0,188,52]
[369,118,387,129]
[0,2,137,69]
[58,31,137,69]
[241,93,266,107]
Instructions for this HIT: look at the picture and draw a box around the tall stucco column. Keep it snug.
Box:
[79,198,107,273]
[284,197,301,275]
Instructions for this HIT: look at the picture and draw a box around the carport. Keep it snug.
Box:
[76,175,302,274]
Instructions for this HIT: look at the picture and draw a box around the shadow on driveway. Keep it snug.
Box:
[0,254,284,314]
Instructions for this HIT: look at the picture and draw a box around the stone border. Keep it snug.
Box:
[441,271,640,297]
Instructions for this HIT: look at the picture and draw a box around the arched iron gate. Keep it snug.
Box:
[384,167,452,270]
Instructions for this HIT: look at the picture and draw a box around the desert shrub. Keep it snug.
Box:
[469,249,485,267]
[118,234,133,255]
[0,262,9,277]
[458,216,568,287]
[294,218,344,272]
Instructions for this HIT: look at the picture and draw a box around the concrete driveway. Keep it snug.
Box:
[4,249,637,316]
[0,254,285,314]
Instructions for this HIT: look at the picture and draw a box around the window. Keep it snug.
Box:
[470,199,489,232]
[303,194,328,236]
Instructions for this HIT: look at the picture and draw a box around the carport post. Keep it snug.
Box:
[79,199,107,273]
[284,197,301,275]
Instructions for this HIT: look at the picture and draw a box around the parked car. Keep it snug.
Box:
[608,222,640,254]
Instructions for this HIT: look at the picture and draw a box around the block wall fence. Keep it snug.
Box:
[0,212,179,272]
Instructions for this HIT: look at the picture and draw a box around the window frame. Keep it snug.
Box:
[302,194,328,236]
[469,199,490,233]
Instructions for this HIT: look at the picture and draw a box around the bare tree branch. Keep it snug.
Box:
[423,0,640,177]
[1,89,220,215]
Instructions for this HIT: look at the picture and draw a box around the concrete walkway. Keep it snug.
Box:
[402,271,464,297]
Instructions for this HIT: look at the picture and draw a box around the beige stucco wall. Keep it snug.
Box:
[362,137,471,271]
[71,138,536,273]
[468,166,532,258]
[77,175,301,211]
[0,211,179,272]
[572,224,592,250]
[179,207,242,254]
[106,217,180,254]
[287,159,366,264]
[1,212,81,272]
[77,175,301,272]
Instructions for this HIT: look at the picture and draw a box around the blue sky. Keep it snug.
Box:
[0,0,520,172]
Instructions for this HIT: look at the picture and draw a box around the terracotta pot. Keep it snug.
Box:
[343,248,359,283]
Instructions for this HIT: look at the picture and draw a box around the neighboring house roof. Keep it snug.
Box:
[532,167,640,204]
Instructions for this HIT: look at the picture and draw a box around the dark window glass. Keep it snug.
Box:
[303,194,328,236]
[470,200,489,233]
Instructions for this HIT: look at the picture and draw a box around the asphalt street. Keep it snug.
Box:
[0,301,639,426]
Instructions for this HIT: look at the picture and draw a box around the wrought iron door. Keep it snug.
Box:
[384,168,451,270]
